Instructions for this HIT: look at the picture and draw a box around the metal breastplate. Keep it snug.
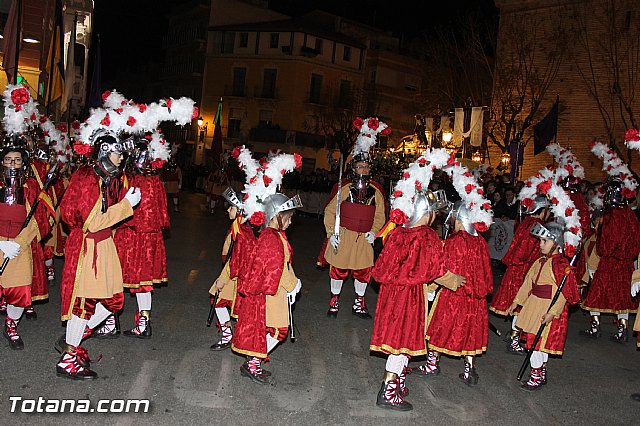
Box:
[347,185,376,205]
[0,177,26,205]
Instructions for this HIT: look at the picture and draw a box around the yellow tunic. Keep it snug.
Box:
[323,184,386,270]
[266,233,299,328]
[0,215,40,288]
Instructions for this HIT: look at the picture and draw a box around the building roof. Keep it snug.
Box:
[210,10,368,49]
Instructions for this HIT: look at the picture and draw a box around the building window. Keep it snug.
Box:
[222,32,235,53]
[370,70,376,84]
[259,110,274,127]
[343,46,351,61]
[270,33,279,48]
[315,38,323,54]
[338,80,352,109]
[309,74,323,104]
[228,119,242,138]
[232,67,246,97]
[262,69,277,98]
[239,32,248,47]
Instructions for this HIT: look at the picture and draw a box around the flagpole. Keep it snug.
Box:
[12,0,21,85]
[64,12,78,126]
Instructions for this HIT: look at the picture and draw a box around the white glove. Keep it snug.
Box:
[124,187,141,208]
[0,241,21,260]
[631,282,640,298]
[365,231,375,244]
[287,279,302,303]
[329,234,340,250]
[427,292,436,302]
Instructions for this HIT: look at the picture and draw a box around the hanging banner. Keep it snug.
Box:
[469,107,484,147]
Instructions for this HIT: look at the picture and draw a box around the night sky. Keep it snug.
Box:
[93,0,497,91]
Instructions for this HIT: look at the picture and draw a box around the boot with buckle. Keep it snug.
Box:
[352,295,371,318]
[124,310,152,339]
[210,322,232,350]
[376,373,413,411]
[4,317,24,350]
[56,345,98,380]
[327,294,339,317]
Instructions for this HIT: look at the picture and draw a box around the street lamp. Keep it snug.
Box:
[197,116,204,127]
[472,150,482,163]
[197,116,208,141]
[442,130,453,144]
[501,151,511,167]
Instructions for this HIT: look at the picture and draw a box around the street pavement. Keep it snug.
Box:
[0,191,638,425]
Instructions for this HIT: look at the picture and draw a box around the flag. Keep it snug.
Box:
[87,34,102,109]
[2,0,21,84]
[210,98,223,166]
[533,96,559,155]
[61,12,77,114]
[44,0,65,106]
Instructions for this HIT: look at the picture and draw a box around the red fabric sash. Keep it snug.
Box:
[340,201,375,233]
[532,283,552,299]
[0,203,27,238]
[84,228,112,276]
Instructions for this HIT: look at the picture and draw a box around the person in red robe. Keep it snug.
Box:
[581,179,640,341]
[490,195,551,354]
[507,221,580,391]
[209,187,256,350]
[0,145,49,350]
[370,190,446,411]
[107,142,170,339]
[422,202,494,386]
[57,133,141,379]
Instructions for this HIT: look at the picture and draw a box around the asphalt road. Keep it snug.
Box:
[0,191,638,425]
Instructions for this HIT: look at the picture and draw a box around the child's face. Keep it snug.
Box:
[539,238,557,255]
[227,206,238,220]
[280,214,292,230]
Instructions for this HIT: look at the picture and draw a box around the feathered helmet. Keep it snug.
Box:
[624,128,640,151]
[132,131,172,175]
[351,116,391,165]
[445,161,495,234]
[546,143,585,189]
[530,220,566,248]
[1,84,40,164]
[590,141,638,207]
[389,148,452,226]
[518,168,556,215]
[37,116,73,167]
[230,145,303,228]
[518,167,582,256]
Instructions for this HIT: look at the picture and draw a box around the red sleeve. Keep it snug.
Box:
[443,233,493,299]
[237,228,284,296]
[501,216,541,266]
[552,255,580,305]
[229,225,256,279]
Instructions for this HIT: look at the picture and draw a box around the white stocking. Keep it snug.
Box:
[136,292,152,311]
[6,304,23,321]
[385,354,407,375]
[330,279,343,295]
[511,315,518,331]
[266,333,279,353]
[66,315,88,347]
[530,351,545,369]
[87,303,112,329]
[354,279,367,297]
[617,313,629,320]
[215,307,230,324]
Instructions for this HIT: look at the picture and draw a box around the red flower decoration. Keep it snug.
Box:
[521,198,534,208]
[537,180,552,193]
[418,157,427,165]
[565,165,574,175]
[39,116,48,124]
[165,99,173,109]
[280,169,286,175]
[447,155,455,165]
[482,203,491,210]
[139,104,148,113]
[477,188,484,195]
[127,116,137,127]
[263,175,273,186]
[191,106,199,119]
[565,245,576,257]
[11,87,30,106]
[393,190,403,198]
[465,184,474,194]
[115,108,123,114]
[565,207,574,216]
[151,159,166,169]
[353,117,364,130]
[621,187,636,198]
[551,197,559,205]
[403,172,410,180]
[56,123,68,133]
[242,193,249,201]
[380,126,391,136]
[259,157,268,168]
[29,113,36,121]
[294,153,303,169]
[389,208,408,225]
[463,172,472,177]
[249,211,265,226]
[72,120,81,130]
[231,146,241,159]
[100,114,111,126]
[415,181,422,190]
[73,143,92,155]
[367,117,380,130]
[569,226,579,234]
[625,128,640,141]
[249,176,257,184]
[101,91,111,103]
[474,222,489,233]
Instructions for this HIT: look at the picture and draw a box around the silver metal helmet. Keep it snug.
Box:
[530,221,564,247]
[405,189,448,227]
[452,200,477,236]
[262,193,303,228]
[522,194,551,215]
[222,187,243,211]
[603,178,627,207]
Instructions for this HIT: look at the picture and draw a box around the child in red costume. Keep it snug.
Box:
[422,201,493,386]
[507,221,580,391]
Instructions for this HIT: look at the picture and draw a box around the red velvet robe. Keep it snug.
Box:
[521,254,580,354]
[569,191,592,285]
[232,227,286,358]
[369,225,443,356]
[115,174,169,288]
[582,207,640,313]
[59,167,127,320]
[29,160,54,301]
[226,222,257,317]
[490,216,543,315]
[426,231,494,356]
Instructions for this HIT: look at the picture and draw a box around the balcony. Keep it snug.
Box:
[224,85,247,97]
[253,86,278,100]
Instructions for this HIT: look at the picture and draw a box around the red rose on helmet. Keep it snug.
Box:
[39,116,48,124]
[474,222,488,233]
[465,184,474,194]
[191,106,199,119]
[521,198,534,208]
[101,114,111,126]
[403,172,410,180]
[368,117,380,130]
[389,208,408,225]
[57,123,67,133]
[151,159,166,169]
[477,188,484,195]
[231,146,241,159]
[127,116,137,127]
[621,187,636,198]
[263,175,273,186]
[101,91,111,103]
[249,176,257,184]
[565,245,576,257]
[380,126,391,136]
[569,226,579,234]
[72,120,81,130]
[415,181,422,190]
[11,87,30,106]
[353,117,364,130]
[242,193,249,201]
[73,143,91,155]
[447,155,455,165]
[418,157,427,166]
[625,128,640,141]
[482,203,491,210]
[565,207,573,216]
[139,104,148,113]
[536,179,552,193]
[393,190,403,198]
[294,153,302,169]
[249,211,265,226]
[165,99,173,109]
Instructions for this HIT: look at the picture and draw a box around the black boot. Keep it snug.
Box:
[459,356,479,386]
[376,375,412,411]
[327,294,339,317]
[352,296,371,319]
[24,305,37,320]
[240,357,271,385]
[610,318,628,343]
[506,330,526,355]
[580,316,601,338]
[4,318,24,350]
[93,314,120,339]
[210,322,232,350]
[56,345,98,380]
[124,310,152,339]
